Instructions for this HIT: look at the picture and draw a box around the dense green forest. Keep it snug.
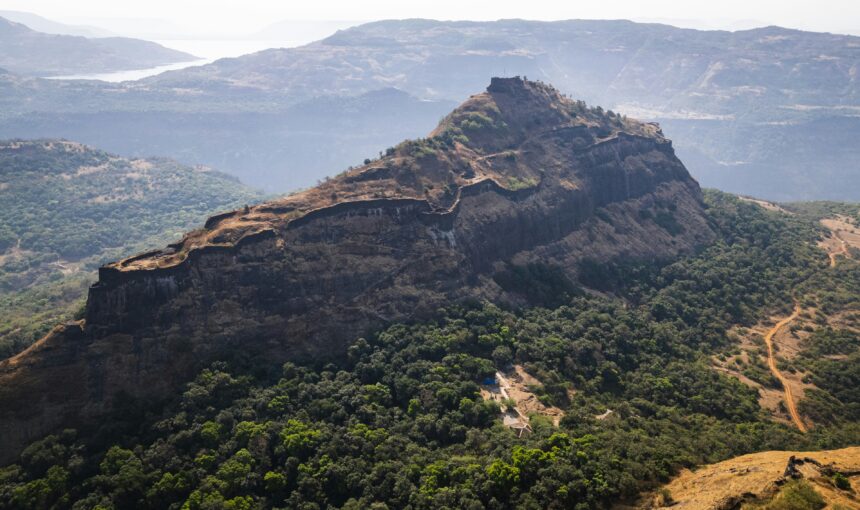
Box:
[0,140,263,357]
[1,191,858,509]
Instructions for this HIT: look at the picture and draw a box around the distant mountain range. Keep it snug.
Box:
[0,16,196,76]
[0,10,113,38]
[0,19,858,200]
[145,19,860,110]
[252,19,361,41]
[0,78,455,193]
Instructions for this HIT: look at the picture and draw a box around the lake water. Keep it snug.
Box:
[45,58,214,82]
[44,39,305,83]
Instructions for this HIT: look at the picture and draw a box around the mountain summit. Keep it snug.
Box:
[0,78,714,462]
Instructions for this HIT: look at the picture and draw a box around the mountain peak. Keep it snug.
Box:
[0,80,714,462]
[103,78,675,274]
[431,76,662,155]
[486,75,554,96]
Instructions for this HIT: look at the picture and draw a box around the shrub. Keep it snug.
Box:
[833,472,851,490]
[760,480,825,510]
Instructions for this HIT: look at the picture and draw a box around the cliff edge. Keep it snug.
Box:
[0,77,716,463]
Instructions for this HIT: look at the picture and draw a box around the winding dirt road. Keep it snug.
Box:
[763,304,807,432]
[826,232,850,267]
[836,233,852,263]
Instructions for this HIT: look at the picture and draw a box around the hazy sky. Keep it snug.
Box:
[3,0,859,37]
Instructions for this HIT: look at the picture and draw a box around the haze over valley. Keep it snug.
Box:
[0,3,859,509]
[2,16,860,202]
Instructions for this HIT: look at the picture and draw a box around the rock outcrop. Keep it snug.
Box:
[0,77,716,463]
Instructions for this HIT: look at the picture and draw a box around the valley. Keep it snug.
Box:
[0,140,263,359]
[682,203,860,508]
[1,3,859,508]
[1,20,860,199]
[0,78,858,509]
[708,201,860,432]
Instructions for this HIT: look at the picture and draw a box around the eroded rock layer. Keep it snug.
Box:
[0,77,715,462]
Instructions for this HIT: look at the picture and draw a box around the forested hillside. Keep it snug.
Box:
[2,192,857,509]
[0,140,263,358]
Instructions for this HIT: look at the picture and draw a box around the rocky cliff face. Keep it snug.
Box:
[0,77,715,462]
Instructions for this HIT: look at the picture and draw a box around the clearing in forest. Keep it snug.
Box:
[480,364,565,432]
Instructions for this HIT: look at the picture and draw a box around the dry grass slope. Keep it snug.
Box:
[641,447,860,509]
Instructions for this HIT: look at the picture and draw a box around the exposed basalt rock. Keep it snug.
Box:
[0,77,716,463]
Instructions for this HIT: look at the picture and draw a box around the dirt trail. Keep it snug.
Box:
[825,231,851,267]
[835,232,852,262]
[820,216,859,267]
[763,304,807,432]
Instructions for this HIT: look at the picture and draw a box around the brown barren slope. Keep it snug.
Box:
[641,447,860,509]
[820,216,860,267]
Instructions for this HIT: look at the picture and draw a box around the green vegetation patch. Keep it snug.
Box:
[744,480,825,510]
[0,140,264,358]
